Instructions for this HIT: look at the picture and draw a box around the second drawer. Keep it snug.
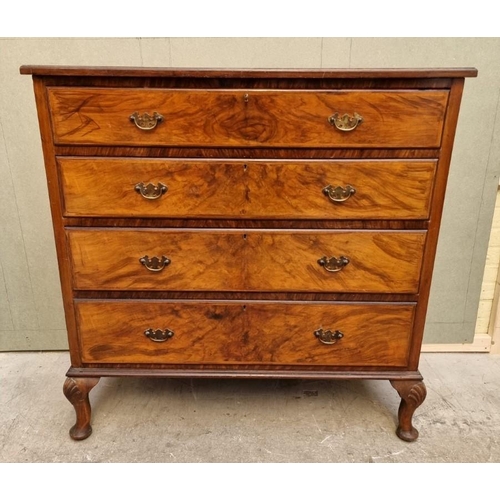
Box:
[68,229,426,293]
[59,158,436,220]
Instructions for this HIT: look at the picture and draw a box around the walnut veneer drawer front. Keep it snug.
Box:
[76,301,414,367]
[48,88,448,148]
[68,229,426,293]
[59,158,436,220]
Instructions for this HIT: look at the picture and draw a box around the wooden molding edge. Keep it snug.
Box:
[422,333,491,353]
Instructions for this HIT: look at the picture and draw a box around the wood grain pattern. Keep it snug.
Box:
[55,146,441,159]
[76,300,415,367]
[67,228,245,291]
[63,218,429,230]
[63,377,100,440]
[407,78,467,369]
[390,379,427,441]
[60,158,436,220]
[245,231,426,293]
[73,290,418,303]
[21,65,478,78]
[32,78,82,367]
[24,75,459,91]
[48,88,448,148]
[68,366,421,378]
[67,229,426,293]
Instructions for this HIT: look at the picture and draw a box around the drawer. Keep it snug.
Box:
[68,229,426,293]
[59,158,436,220]
[76,300,415,367]
[48,88,448,148]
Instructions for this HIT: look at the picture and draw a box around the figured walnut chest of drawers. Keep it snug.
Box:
[21,65,477,441]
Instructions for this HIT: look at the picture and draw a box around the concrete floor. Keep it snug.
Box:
[1,351,500,462]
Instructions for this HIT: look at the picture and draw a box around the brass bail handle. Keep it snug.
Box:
[314,328,344,345]
[135,182,168,200]
[144,328,174,342]
[323,185,356,203]
[139,255,171,272]
[318,255,349,273]
[130,111,164,130]
[328,112,363,132]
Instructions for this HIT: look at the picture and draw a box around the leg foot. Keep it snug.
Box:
[63,377,100,440]
[390,379,427,442]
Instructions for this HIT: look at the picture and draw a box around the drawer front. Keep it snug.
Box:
[48,88,448,148]
[60,158,436,220]
[245,231,425,293]
[77,300,414,367]
[68,229,426,293]
[68,229,246,291]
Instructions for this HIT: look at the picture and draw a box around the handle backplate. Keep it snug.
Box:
[328,112,363,132]
[139,255,171,272]
[318,255,349,272]
[135,182,168,200]
[323,184,356,203]
[130,111,164,130]
[144,328,174,342]
[314,328,344,345]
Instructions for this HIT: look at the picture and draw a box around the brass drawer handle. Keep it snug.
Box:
[139,255,171,272]
[328,112,363,131]
[144,328,174,342]
[314,328,344,345]
[135,182,168,200]
[323,184,356,203]
[130,111,164,130]
[318,255,349,272]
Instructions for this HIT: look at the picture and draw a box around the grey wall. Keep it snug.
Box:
[0,37,499,350]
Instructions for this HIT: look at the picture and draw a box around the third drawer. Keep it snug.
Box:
[68,229,426,293]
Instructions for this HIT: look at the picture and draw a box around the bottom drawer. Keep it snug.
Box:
[76,301,414,367]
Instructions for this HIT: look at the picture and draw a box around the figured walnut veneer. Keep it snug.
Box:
[22,65,476,441]
[76,301,414,367]
[59,158,436,220]
[48,88,448,148]
[67,229,426,293]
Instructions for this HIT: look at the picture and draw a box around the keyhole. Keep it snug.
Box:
[243,93,249,103]
[243,164,248,172]
[243,234,247,240]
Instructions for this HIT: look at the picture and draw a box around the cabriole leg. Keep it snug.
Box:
[63,377,100,440]
[390,379,427,442]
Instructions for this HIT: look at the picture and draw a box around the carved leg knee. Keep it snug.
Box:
[63,377,100,440]
[390,379,427,442]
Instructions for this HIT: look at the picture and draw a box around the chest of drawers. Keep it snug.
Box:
[21,65,477,441]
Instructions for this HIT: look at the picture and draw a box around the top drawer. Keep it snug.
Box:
[47,88,448,148]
